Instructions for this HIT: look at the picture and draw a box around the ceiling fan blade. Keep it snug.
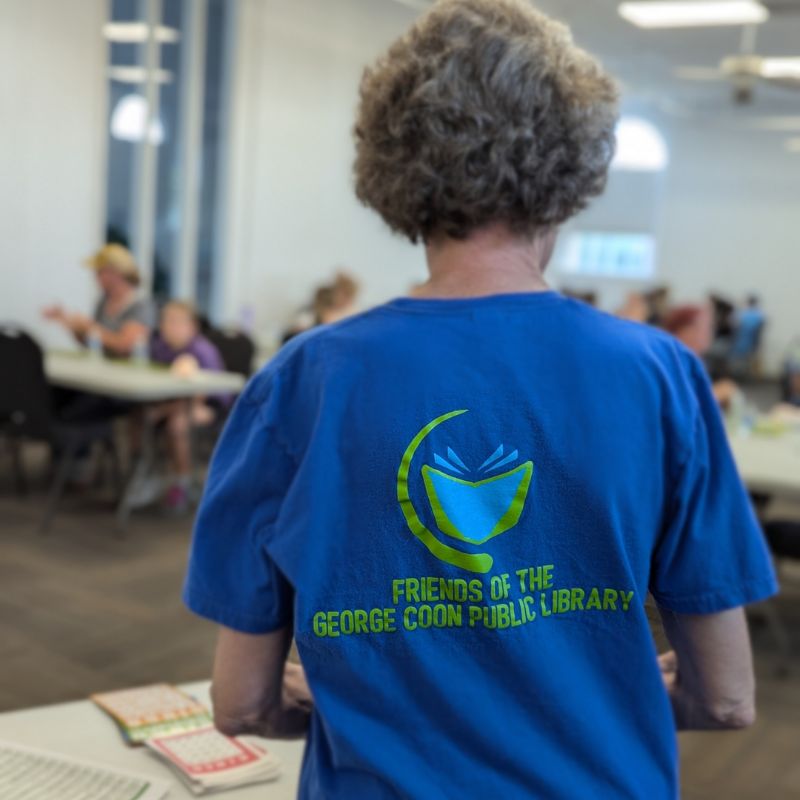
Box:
[762,76,800,91]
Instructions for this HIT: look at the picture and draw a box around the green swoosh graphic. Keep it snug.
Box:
[396,409,494,574]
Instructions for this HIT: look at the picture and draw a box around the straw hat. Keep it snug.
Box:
[84,244,140,285]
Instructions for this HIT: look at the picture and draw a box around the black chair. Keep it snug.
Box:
[0,327,121,532]
[186,325,255,467]
[765,521,800,560]
[204,327,256,378]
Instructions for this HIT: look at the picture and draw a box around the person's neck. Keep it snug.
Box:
[415,224,554,300]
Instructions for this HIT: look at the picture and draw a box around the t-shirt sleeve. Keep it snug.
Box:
[650,354,779,614]
[183,373,295,633]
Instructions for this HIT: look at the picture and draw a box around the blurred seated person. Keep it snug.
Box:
[664,304,740,409]
[42,243,153,358]
[771,352,800,421]
[708,293,736,342]
[149,301,228,511]
[40,245,154,466]
[281,271,361,343]
[616,292,648,323]
[560,288,597,306]
[644,285,671,327]
[321,271,360,324]
[729,294,766,361]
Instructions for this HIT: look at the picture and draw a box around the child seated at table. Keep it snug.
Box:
[149,301,227,511]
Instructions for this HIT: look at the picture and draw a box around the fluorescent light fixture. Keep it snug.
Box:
[612,117,669,172]
[390,0,433,9]
[619,1,769,29]
[103,22,180,43]
[786,138,800,154]
[109,66,173,84]
[760,58,800,80]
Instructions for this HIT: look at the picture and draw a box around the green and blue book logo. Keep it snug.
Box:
[397,410,533,573]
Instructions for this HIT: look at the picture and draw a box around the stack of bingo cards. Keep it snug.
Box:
[92,684,282,793]
[91,684,213,745]
[144,725,282,794]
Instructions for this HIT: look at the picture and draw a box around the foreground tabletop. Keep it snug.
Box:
[0,681,304,799]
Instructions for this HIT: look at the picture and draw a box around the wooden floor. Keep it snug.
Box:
[0,480,217,711]
[0,473,798,798]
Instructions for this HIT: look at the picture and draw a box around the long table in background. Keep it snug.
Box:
[45,352,246,402]
[729,429,800,499]
[0,681,304,799]
[43,352,247,529]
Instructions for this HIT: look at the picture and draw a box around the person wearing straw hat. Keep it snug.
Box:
[42,243,154,358]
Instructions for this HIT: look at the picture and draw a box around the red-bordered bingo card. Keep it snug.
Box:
[147,726,261,776]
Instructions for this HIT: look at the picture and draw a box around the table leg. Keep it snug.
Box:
[115,411,156,533]
[185,397,196,494]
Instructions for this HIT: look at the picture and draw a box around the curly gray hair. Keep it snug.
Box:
[353,0,619,244]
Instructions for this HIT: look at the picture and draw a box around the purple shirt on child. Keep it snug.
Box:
[150,333,225,371]
[150,334,232,406]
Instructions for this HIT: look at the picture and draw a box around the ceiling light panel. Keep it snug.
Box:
[103,23,180,43]
[619,1,769,29]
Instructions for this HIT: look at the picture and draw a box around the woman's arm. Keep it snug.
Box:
[42,306,93,346]
[657,606,756,731]
[93,320,148,356]
[210,626,312,740]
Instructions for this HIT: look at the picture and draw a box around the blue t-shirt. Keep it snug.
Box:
[184,291,777,800]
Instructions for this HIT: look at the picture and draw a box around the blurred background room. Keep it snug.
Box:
[0,1,799,798]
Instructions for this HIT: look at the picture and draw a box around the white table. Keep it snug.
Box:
[45,352,246,402]
[43,352,247,529]
[0,681,304,799]
[729,429,800,498]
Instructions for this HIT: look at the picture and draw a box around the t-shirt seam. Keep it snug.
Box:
[376,294,565,316]
[651,574,777,606]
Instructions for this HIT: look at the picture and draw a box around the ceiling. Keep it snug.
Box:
[534,0,800,123]
[392,0,800,126]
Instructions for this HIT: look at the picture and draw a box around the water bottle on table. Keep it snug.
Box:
[87,327,103,359]
[132,334,150,367]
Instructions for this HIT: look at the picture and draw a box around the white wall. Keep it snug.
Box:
[220,0,426,341]
[657,121,800,371]
[558,114,800,371]
[0,0,106,349]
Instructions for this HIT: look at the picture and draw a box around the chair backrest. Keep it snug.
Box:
[205,328,256,378]
[0,326,52,440]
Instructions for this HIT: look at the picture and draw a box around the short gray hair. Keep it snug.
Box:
[354,0,619,243]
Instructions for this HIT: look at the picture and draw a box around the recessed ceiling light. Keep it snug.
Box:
[619,1,769,29]
[103,22,180,44]
[760,58,800,80]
